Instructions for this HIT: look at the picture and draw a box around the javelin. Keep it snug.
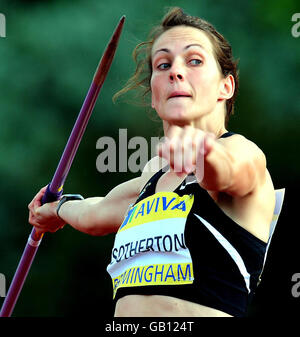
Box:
[0,15,125,317]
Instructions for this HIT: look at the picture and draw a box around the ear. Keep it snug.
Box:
[218,74,235,101]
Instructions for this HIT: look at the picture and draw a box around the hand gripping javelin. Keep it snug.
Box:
[0,16,125,317]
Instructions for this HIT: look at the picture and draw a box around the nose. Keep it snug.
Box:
[169,62,184,82]
[169,72,183,82]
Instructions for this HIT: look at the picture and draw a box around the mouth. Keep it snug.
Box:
[168,91,192,99]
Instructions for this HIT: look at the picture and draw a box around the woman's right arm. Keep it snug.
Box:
[28,177,142,236]
[28,156,163,236]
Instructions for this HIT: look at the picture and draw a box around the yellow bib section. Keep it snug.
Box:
[119,192,194,233]
[112,262,194,299]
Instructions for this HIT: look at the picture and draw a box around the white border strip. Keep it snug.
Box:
[194,214,251,293]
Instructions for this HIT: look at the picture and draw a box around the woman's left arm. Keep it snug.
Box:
[157,126,267,198]
[198,134,267,197]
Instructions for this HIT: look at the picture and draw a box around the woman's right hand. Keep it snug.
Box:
[28,186,66,233]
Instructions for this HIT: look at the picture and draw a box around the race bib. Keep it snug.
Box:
[106,192,195,298]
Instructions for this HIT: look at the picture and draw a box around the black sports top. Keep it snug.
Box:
[106,132,267,317]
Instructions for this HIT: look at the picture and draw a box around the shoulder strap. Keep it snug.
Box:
[219,131,235,138]
[135,165,169,204]
[258,188,285,285]
[269,189,285,241]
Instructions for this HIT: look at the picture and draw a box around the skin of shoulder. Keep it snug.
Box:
[212,133,269,197]
[209,134,275,242]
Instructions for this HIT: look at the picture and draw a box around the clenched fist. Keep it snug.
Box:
[28,186,66,233]
[157,125,216,176]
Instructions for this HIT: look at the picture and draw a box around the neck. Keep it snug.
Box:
[163,106,227,138]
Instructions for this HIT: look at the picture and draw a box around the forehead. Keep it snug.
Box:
[151,25,214,56]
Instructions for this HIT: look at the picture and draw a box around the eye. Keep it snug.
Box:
[157,62,171,70]
[189,59,202,66]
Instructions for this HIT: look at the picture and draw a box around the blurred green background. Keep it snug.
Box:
[0,0,299,317]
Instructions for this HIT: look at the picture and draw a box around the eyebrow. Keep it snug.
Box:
[153,43,206,57]
[185,43,206,51]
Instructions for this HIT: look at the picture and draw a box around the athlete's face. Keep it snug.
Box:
[150,26,231,125]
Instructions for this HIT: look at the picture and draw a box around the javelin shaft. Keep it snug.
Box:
[0,16,125,317]
[0,230,43,317]
[47,14,125,197]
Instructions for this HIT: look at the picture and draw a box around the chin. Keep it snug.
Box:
[161,107,199,125]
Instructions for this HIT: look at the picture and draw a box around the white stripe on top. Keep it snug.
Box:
[194,214,251,293]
